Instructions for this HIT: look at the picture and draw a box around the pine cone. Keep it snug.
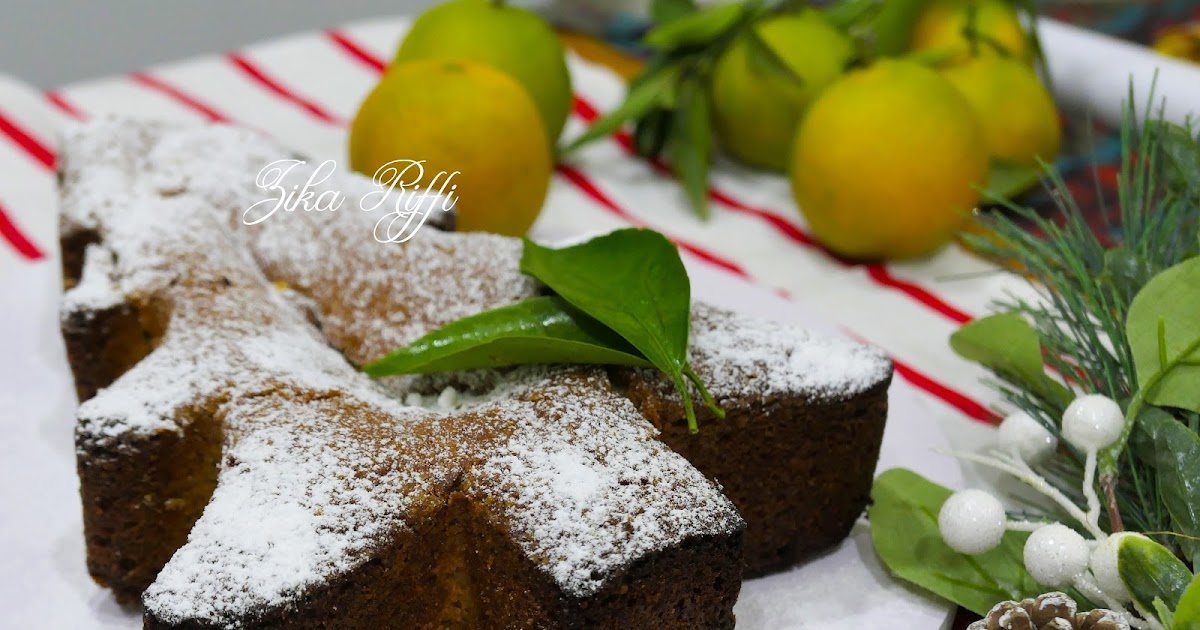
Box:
[967,593,1130,630]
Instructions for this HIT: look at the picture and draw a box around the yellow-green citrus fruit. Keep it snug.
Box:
[349,59,551,236]
[395,0,572,145]
[940,55,1060,165]
[789,59,988,260]
[911,0,1031,64]
[709,10,855,171]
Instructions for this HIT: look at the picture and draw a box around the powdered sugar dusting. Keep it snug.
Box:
[469,371,742,597]
[61,119,743,624]
[688,303,891,404]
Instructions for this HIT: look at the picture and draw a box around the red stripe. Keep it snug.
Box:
[556,164,748,277]
[129,71,230,123]
[893,359,999,425]
[325,29,387,72]
[45,91,86,120]
[226,53,344,125]
[0,108,55,170]
[571,94,977,325]
[864,265,973,324]
[0,200,45,260]
[321,29,994,425]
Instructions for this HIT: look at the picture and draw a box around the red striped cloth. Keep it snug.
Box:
[0,17,1021,478]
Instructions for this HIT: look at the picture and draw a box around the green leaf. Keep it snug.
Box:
[1138,408,1200,563]
[1149,120,1200,195]
[1154,596,1177,630]
[743,28,804,85]
[362,296,652,376]
[1102,247,1159,305]
[1174,574,1200,630]
[868,468,1042,615]
[1118,533,1194,614]
[865,0,931,55]
[1127,257,1200,412]
[667,79,712,220]
[822,0,883,31]
[643,1,746,50]
[950,313,1071,404]
[521,229,717,431]
[562,67,677,154]
[985,161,1042,201]
[651,0,698,24]
[632,107,674,160]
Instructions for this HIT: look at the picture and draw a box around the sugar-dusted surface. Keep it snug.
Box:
[467,370,743,597]
[687,303,892,404]
[62,118,744,626]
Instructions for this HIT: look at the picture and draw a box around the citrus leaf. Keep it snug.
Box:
[869,468,1042,616]
[1138,408,1200,563]
[985,161,1042,201]
[1126,257,1200,412]
[950,312,1071,404]
[822,0,883,31]
[633,107,674,160]
[866,0,932,55]
[363,296,651,376]
[643,1,746,50]
[667,79,712,220]
[1174,574,1200,630]
[651,0,698,24]
[521,229,715,431]
[562,68,676,154]
[1118,534,1193,614]
[743,28,804,84]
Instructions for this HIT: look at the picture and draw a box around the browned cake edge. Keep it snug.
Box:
[613,368,893,577]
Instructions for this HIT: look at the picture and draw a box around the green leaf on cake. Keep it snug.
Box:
[950,312,1071,404]
[1118,533,1193,614]
[521,228,722,431]
[868,468,1043,616]
[363,296,652,376]
[1126,257,1200,413]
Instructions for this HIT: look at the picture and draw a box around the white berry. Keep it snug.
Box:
[1062,394,1124,451]
[1089,532,1144,602]
[998,410,1059,464]
[1024,524,1090,587]
[938,489,1008,555]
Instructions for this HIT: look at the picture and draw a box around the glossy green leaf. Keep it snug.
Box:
[643,1,746,50]
[985,161,1042,201]
[651,0,698,24]
[667,79,712,220]
[363,296,651,376]
[1173,574,1200,630]
[1118,534,1193,614]
[868,468,1042,615]
[950,312,1071,404]
[1127,257,1200,412]
[562,68,676,154]
[521,229,716,431]
[1138,408,1200,563]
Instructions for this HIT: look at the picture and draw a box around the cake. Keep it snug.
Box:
[59,118,891,628]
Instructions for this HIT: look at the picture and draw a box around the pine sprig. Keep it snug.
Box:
[963,90,1200,540]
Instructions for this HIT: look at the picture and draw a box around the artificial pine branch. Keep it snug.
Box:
[963,88,1200,544]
